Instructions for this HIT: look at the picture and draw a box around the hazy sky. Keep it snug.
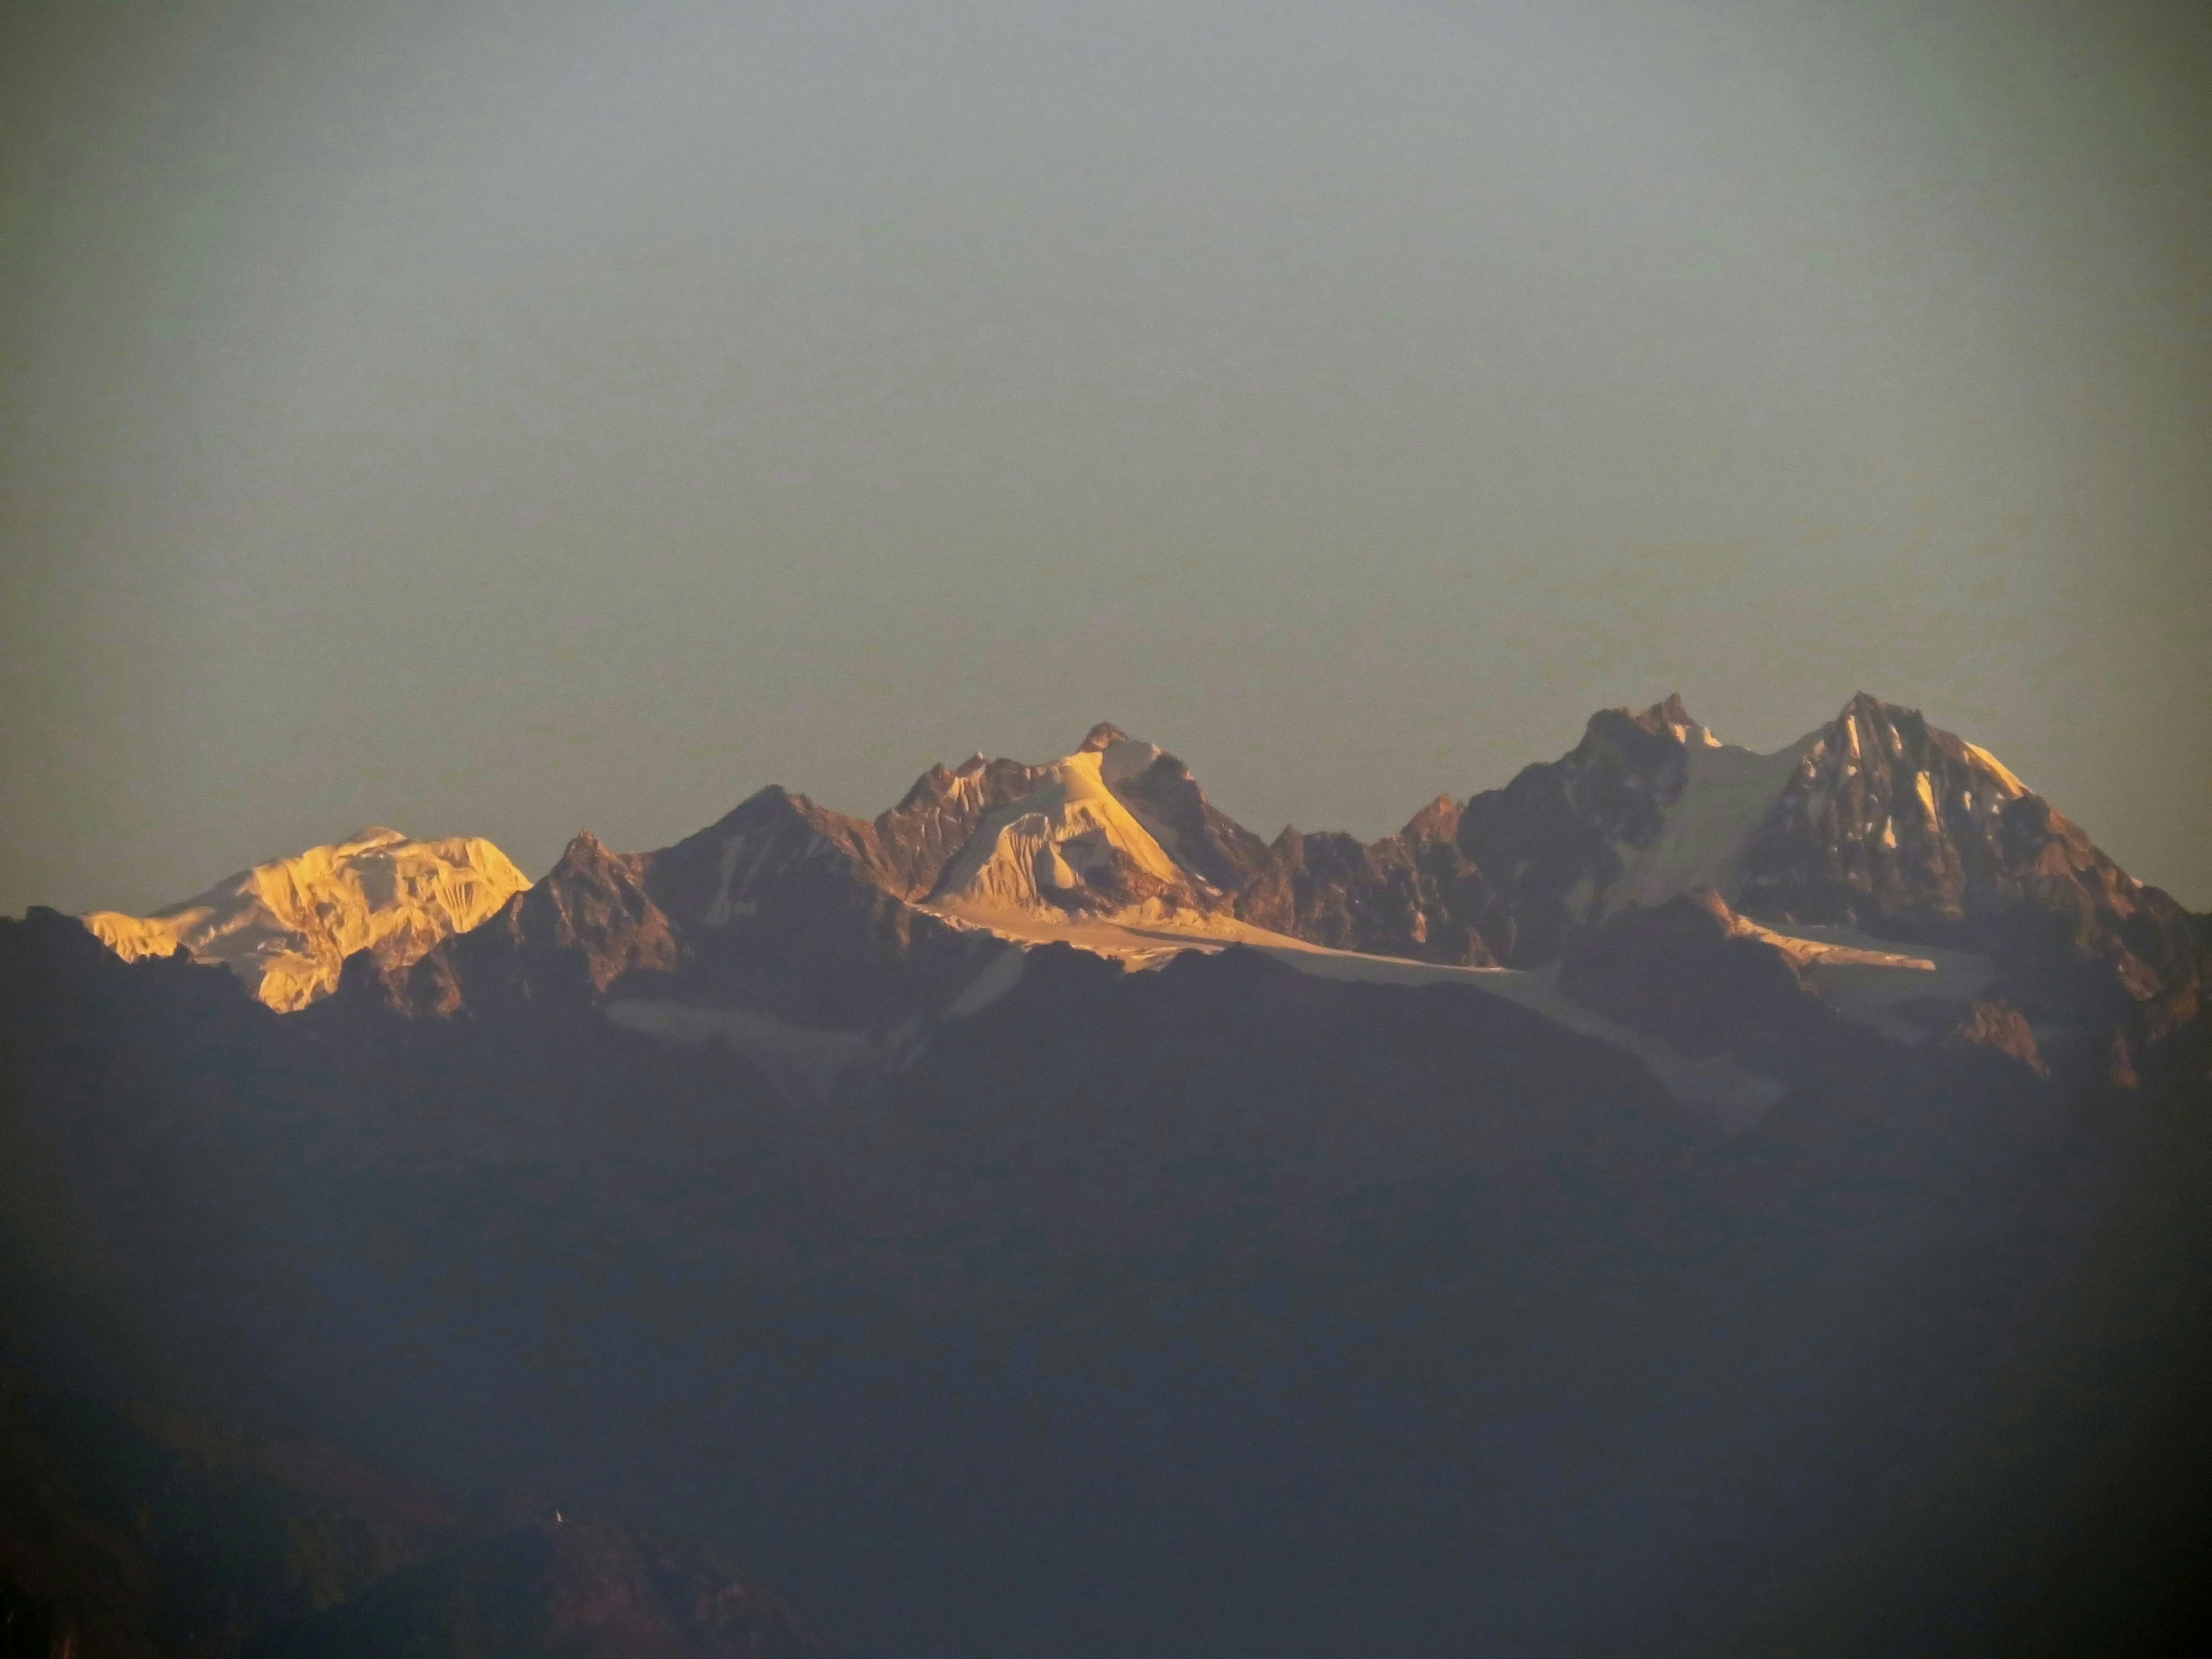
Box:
[5,0,2207,915]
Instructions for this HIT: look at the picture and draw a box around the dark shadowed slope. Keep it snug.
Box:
[7,892,2210,1656]
[12,695,2210,1656]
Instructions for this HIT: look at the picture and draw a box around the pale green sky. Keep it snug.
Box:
[4,0,2207,914]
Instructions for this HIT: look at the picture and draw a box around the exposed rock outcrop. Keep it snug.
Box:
[1942,1000,2050,1077]
[395,786,993,1028]
[1736,692,2202,1066]
[1454,695,1807,965]
[1233,800,1501,965]
[392,831,677,1016]
[647,783,989,1023]
[874,755,1050,899]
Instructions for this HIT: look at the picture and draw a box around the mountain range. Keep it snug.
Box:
[5,693,2209,1657]
[82,692,2205,1101]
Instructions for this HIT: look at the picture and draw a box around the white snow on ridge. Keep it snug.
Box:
[1735,919,1934,974]
[1963,743,2028,798]
[920,901,1251,970]
[1789,925,1995,1043]
[916,897,1792,1134]
[918,894,1987,1137]
[1601,734,1818,916]
[1243,942,1786,1135]
[84,827,529,1011]
[930,747,1196,916]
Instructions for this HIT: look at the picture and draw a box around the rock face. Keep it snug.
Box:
[643,782,992,1024]
[375,724,1269,1031]
[1737,692,2203,1041]
[873,754,1051,900]
[1453,694,1812,965]
[398,787,991,1027]
[9,868,2204,1659]
[1421,691,2203,1077]
[1233,799,1501,965]
[394,832,677,1016]
[1738,693,2045,930]
[84,829,529,1011]
[1943,1000,2050,1077]
[871,722,1276,923]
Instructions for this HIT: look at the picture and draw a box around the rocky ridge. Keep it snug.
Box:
[81,698,2209,1089]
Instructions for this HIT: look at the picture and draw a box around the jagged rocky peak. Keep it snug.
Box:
[1740,691,2090,933]
[1560,694,1725,830]
[1734,692,2202,1047]
[1220,783,1501,966]
[1233,818,1502,967]
[1228,699,1747,972]
[541,828,647,888]
[1091,730,1274,895]
[1402,795,1463,843]
[1448,689,2109,968]
[1073,720,1179,794]
[384,825,681,1015]
[1577,692,1721,761]
[82,827,531,1011]
[646,782,893,928]
[1606,691,1724,749]
[1452,694,1781,963]
[81,695,2200,1089]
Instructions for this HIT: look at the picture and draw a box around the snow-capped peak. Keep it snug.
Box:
[926,742,1206,921]
[84,830,530,1011]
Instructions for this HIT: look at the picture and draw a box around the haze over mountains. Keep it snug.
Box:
[7,692,2209,1656]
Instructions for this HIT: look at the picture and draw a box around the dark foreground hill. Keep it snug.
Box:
[4,902,2210,1657]
[0,1372,824,1659]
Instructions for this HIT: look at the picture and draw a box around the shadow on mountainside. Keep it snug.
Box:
[3,908,2210,1656]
